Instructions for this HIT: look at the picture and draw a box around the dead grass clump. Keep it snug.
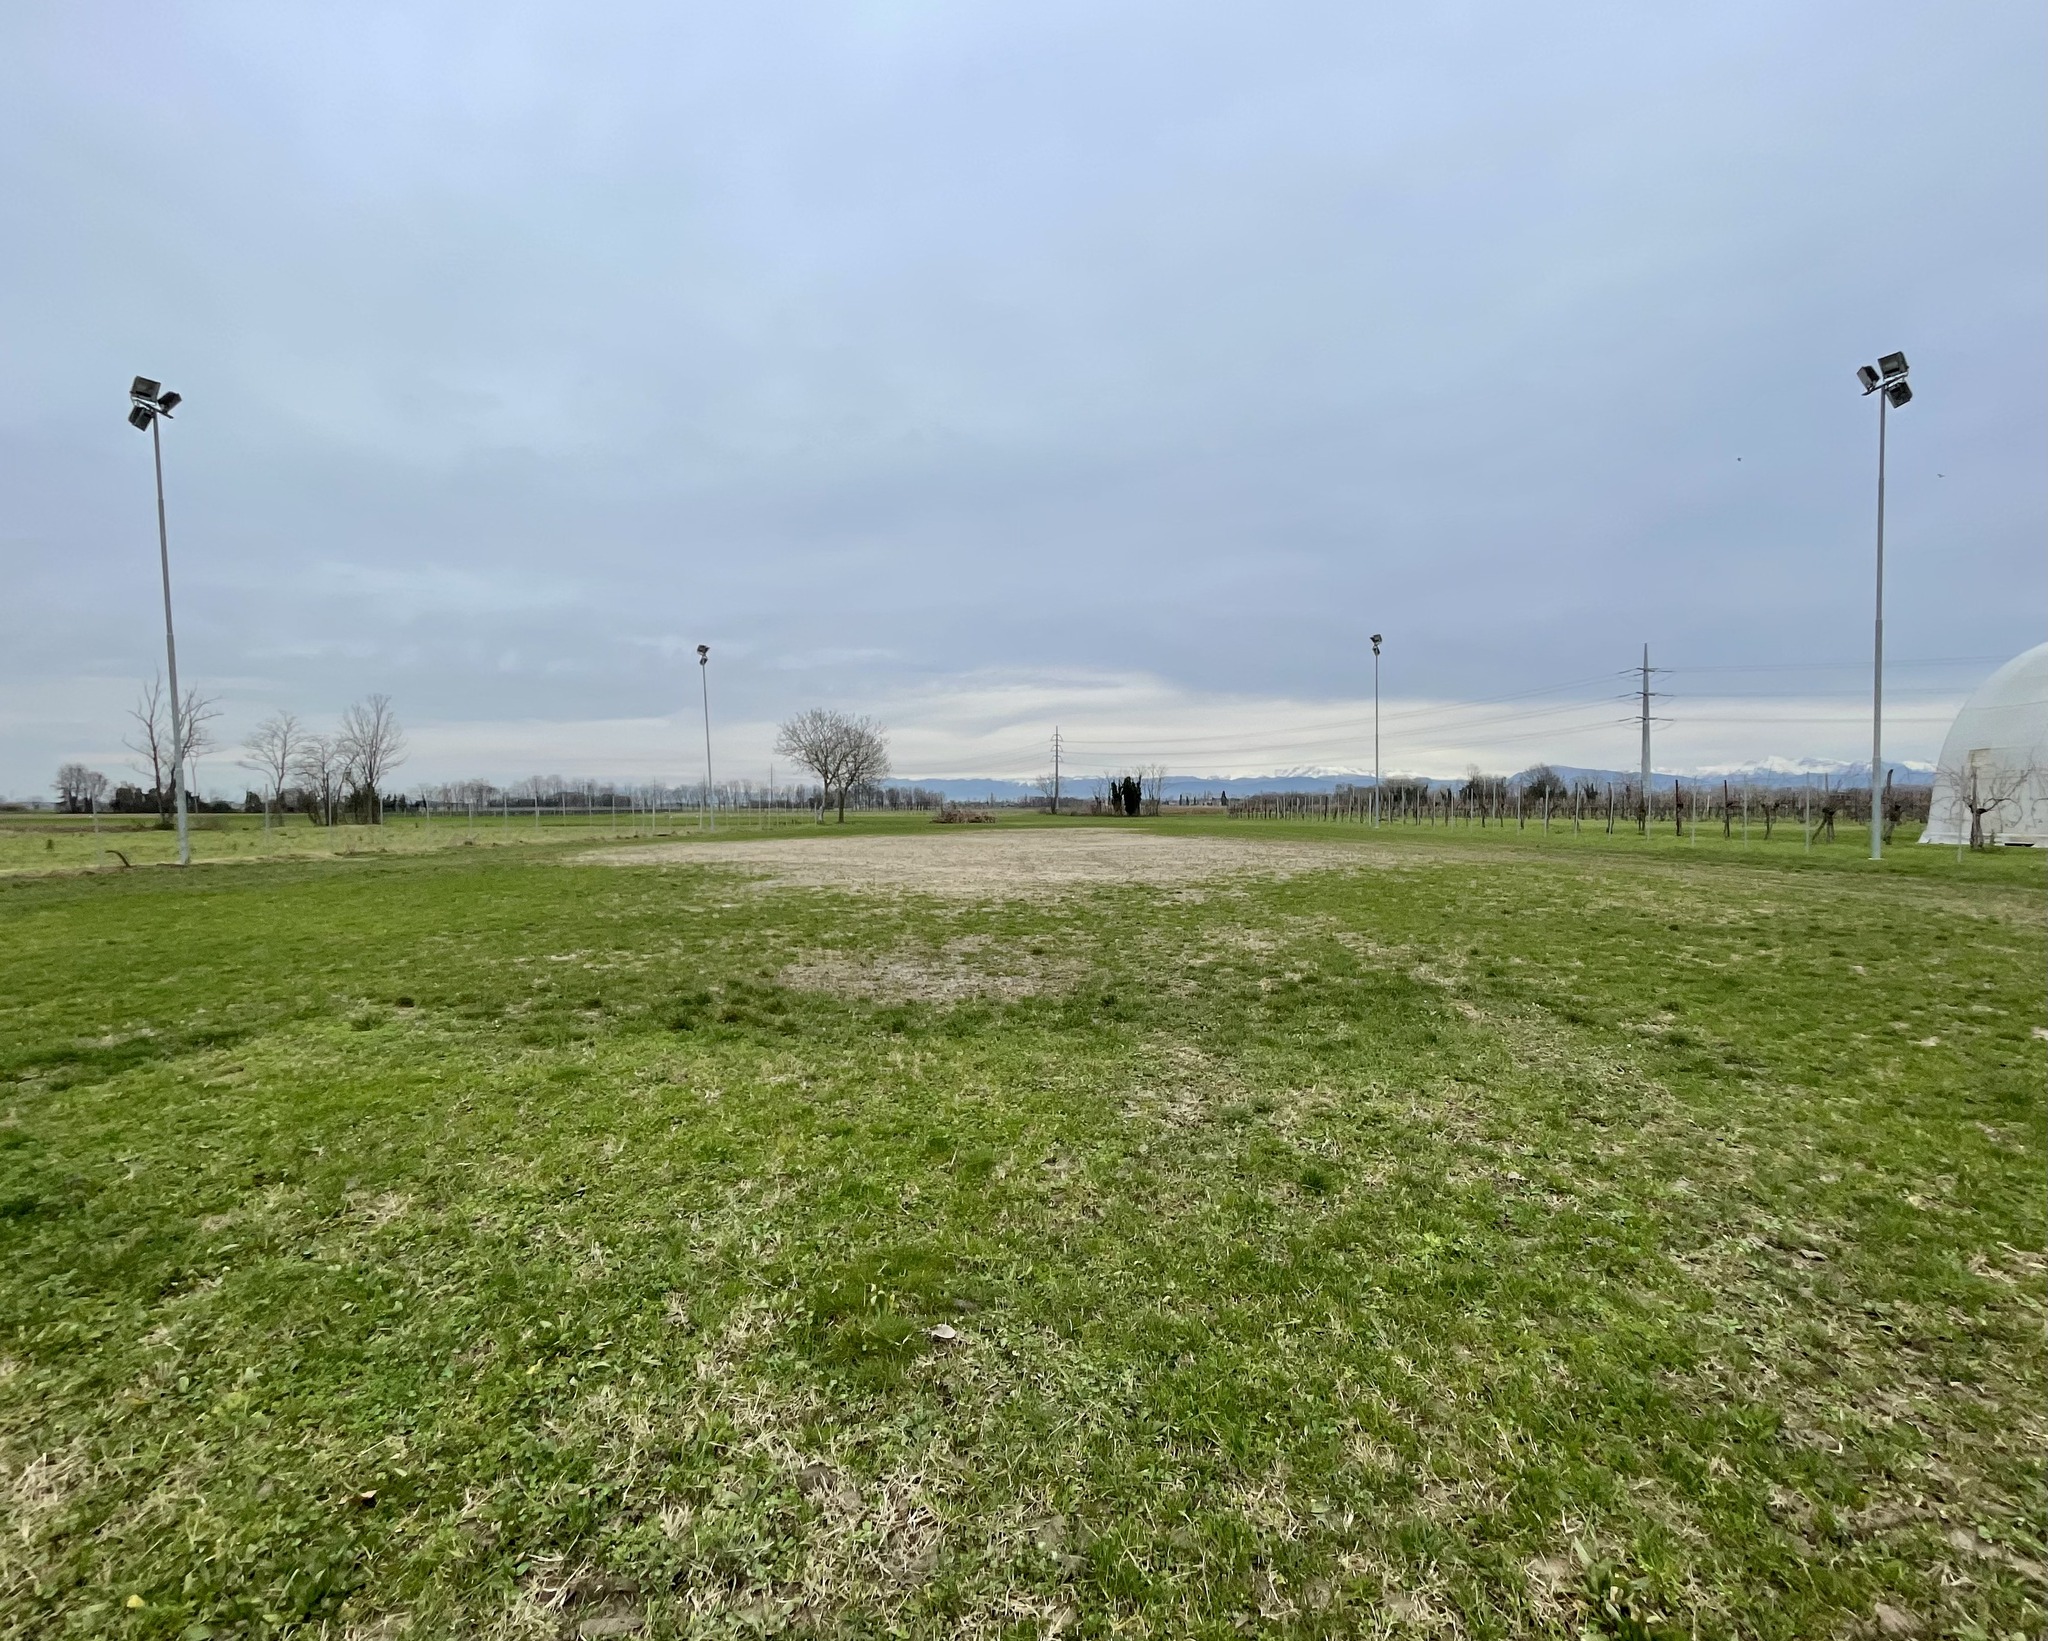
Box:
[2,1443,85,1538]
[1123,1039,1251,1128]
[0,1440,94,1601]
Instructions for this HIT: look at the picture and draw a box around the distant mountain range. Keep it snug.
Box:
[903,759,1934,803]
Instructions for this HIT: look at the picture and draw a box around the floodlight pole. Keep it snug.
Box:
[151,413,191,868]
[1868,387,1888,861]
[1370,633,1383,827]
[697,644,714,833]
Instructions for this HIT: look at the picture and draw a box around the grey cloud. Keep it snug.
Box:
[2,1,2041,792]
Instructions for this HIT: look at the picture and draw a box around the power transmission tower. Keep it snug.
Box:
[1051,727,1062,816]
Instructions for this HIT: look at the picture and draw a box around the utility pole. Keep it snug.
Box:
[1638,643,1654,835]
[1051,727,1062,817]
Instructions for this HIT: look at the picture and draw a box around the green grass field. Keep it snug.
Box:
[1,817,2040,1639]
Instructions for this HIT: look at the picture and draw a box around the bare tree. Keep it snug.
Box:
[292,734,347,827]
[125,680,172,817]
[176,689,219,779]
[1944,757,2034,850]
[774,709,891,822]
[239,711,304,829]
[1138,764,1168,816]
[123,675,219,824]
[336,694,406,824]
[53,763,108,813]
[1757,790,1783,841]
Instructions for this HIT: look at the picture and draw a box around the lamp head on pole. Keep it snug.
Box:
[696,644,709,667]
[128,376,178,429]
[1857,353,1911,402]
[1370,633,1382,656]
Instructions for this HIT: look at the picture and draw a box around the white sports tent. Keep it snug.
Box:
[1922,642,2048,846]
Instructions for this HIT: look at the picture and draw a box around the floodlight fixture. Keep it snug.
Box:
[1877,351,1909,381]
[1856,364,1881,393]
[1370,632,1382,655]
[128,405,154,431]
[1885,381,1912,408]
[131,376,161,403]
[697,643,709,665]
[156,390,181,414]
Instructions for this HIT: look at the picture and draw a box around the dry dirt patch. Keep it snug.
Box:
[781,936,1078,1003]
[577,827,1380,899]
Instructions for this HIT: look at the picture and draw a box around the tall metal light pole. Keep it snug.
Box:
[1370,633,1383,826]
[128,378,190,866]
[1856,352,1912,861]
[696,643,714,832]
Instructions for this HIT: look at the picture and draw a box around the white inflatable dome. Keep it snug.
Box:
[1922,642,2048,846]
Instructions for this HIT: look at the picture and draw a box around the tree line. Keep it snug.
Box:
[1229,762,1945,842]
[240,696,407,826]
[53,699,932,827]
[53,680,407,827]
[1074,766,1168,817]
[407,775,947,817]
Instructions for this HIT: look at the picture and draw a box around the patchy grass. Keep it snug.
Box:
[0,808,838,877]
[0,818,2040,1639]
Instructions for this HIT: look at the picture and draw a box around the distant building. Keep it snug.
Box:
[1922,642,2048,846]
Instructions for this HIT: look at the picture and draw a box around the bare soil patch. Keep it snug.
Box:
[577,827,1380,898]
[780,936,1080,1003]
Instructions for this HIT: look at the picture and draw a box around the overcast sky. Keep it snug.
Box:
[2,2,2042,796]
